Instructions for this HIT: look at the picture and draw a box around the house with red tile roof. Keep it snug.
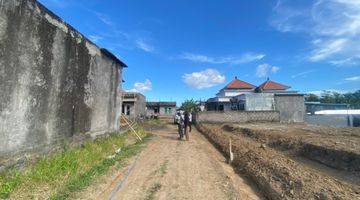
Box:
[205,77,305,122]
[206,77,297,111]
[256,78,291,93]
[216,76,256,97]
[207,77,256,111]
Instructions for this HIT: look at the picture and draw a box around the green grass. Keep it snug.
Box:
[0,127,150,199]
[145,119,167,126]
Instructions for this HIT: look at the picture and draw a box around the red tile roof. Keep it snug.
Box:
[225,78,256,90]
[257,79,290,91]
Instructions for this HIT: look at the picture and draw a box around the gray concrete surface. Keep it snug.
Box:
[305,115,351,127]
[122,92,146,121]
[0,0,125,165]
[274,94,305,123]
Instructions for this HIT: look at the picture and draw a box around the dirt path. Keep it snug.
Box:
[101,124,262,200]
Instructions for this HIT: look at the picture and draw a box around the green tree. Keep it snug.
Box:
[305,93,320,102]
[180,99,200,113]
[306,90,360,109]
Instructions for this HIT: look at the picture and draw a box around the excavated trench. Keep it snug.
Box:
[197,123,360,200]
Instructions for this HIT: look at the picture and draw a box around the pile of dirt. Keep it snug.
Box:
[197,123,360,199]
[224,123,360,172]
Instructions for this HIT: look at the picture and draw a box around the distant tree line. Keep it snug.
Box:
[305,90,360,109]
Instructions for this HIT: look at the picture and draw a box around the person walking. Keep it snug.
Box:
[177,111,185,140]
[188,112,192,132]
[184,111,191,141]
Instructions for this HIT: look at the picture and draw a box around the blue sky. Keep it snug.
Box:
[39,0,360,105]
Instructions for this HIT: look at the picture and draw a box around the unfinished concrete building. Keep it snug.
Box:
[146,102,176,118]
[122,92,146,121]
[0,0,127,166]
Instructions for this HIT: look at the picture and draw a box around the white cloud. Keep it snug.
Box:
[181,53,215,63]
[291,70,316,79]
[256,64,280,78]
[270,1,311,33]
[87,10,157,54]
[94,12,114,26]
[89,35,103,43]
[182,69,225,89]
[330,57,359,66]
[180,52,265,65]
[271,66,280,73]
[344,76,360,81]
[270,0,360,66]
[128,79,152,92]
[135,39,155,53]
[309,38,348,61]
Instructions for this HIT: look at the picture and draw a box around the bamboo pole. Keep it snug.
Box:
[121,114,142,141]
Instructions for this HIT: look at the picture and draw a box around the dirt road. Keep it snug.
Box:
[102,124,262,200]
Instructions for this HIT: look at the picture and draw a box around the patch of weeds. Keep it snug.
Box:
[155,160,169,175]
[144,183,162,200]
[0,128,151,199]
[145,119,167,127]
[158,161,168,176]
[0,170,21,199]
[151,160,168,177]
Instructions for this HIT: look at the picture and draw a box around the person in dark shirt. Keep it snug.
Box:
[184,112,191,141]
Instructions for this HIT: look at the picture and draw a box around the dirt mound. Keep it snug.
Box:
[197,123,360,199]
[223,123,360,172]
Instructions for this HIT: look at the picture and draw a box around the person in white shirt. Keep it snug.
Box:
[177,111,185,140]
[188,112,192,132]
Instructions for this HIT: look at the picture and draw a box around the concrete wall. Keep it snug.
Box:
[274,94,305,123]
[135,94,146,118]
[159,106,176,116]
[243,93,274,111]
[146,106,176,116]
[305,115,351,127]
[196,111,280,123]
[305,103,349,115]
[122,93,146,121]
[0,0,123,165]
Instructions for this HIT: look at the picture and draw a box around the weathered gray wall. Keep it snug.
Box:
[159,106,176,116]
[305,115,351,127]
[274,94,305,123]
[122,93,146,121]
[196,111,280,123]
[135,94,146,118]
[244,93,275,111]
[0,0,123,165]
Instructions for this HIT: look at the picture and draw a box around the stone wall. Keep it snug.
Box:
[0,0,125,166]
[196,111,280,123]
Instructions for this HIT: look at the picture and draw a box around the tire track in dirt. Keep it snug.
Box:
[106,124,262,200]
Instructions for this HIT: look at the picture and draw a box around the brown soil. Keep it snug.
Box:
[197,123,360,200]
[224,123,360,173]
[77,123,263,200]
